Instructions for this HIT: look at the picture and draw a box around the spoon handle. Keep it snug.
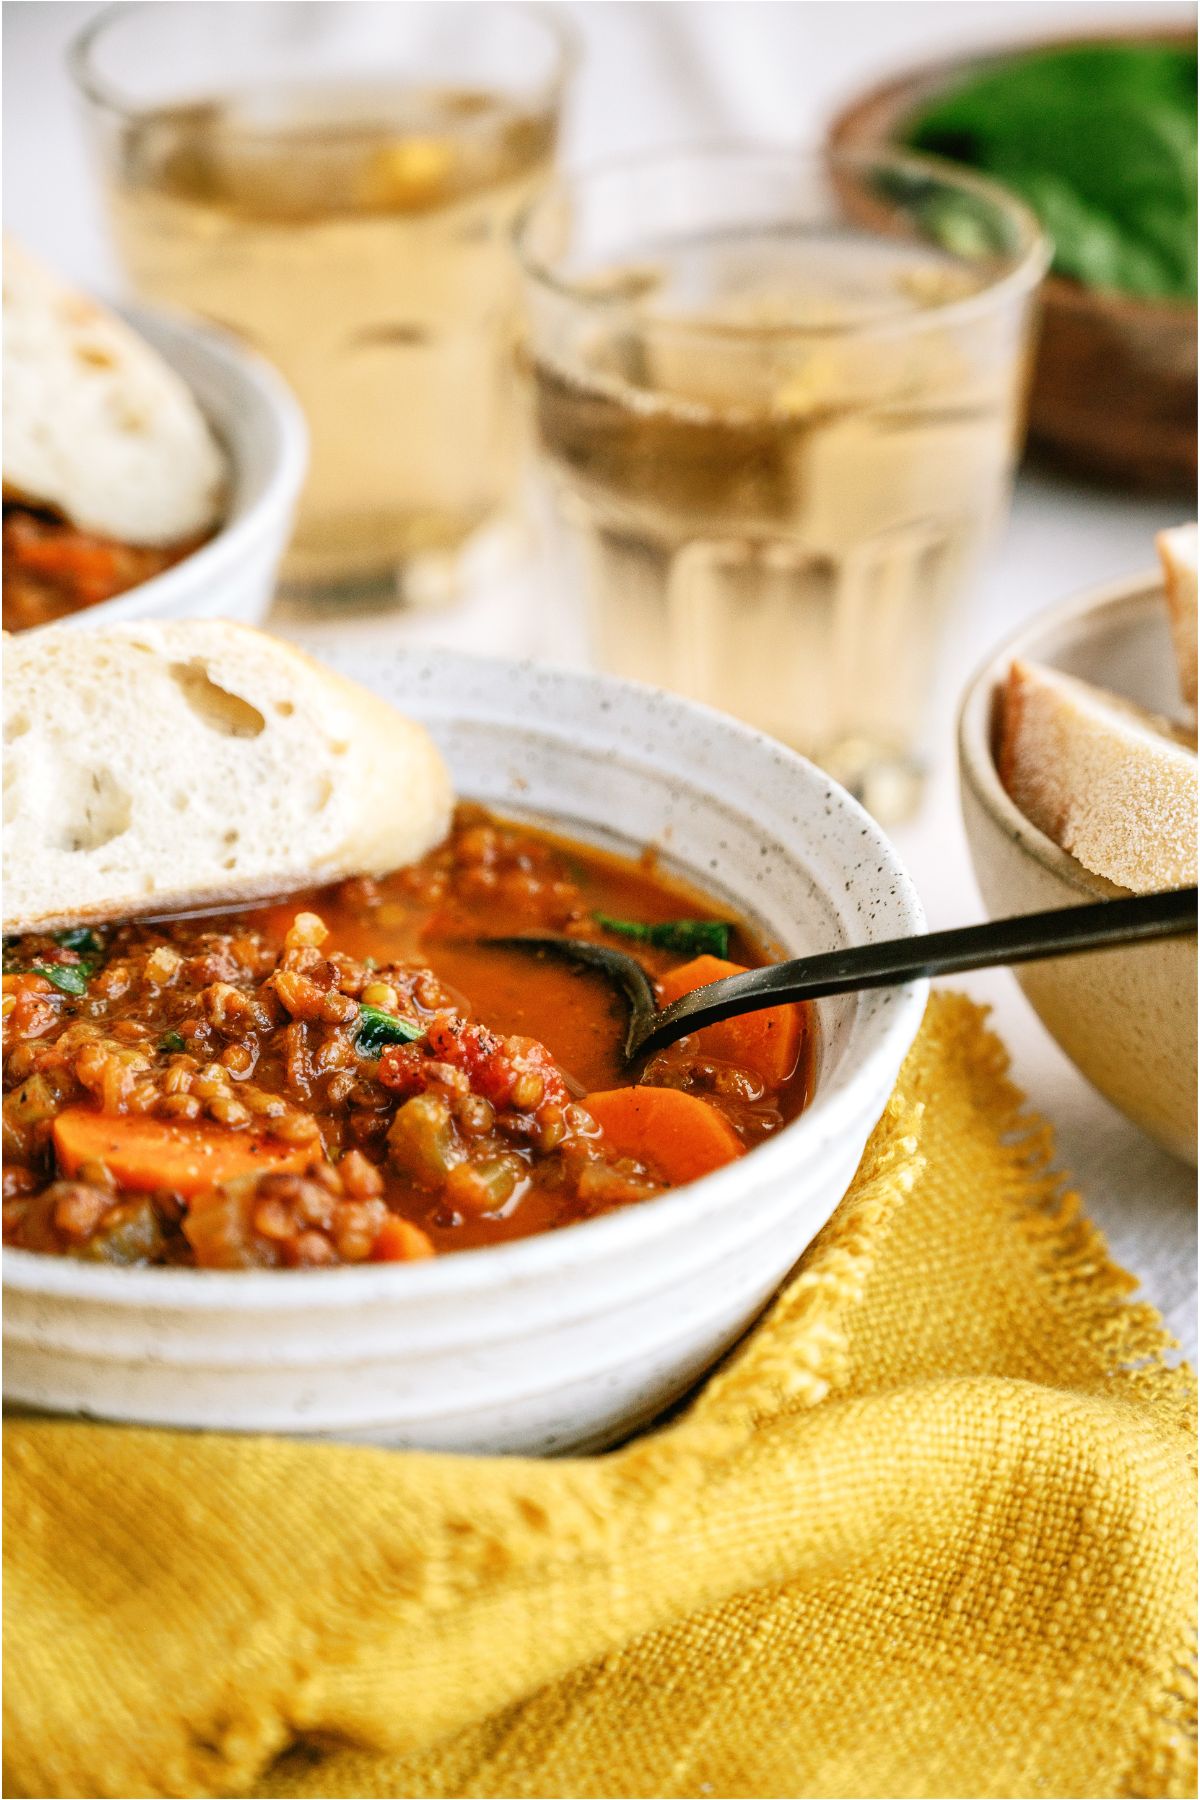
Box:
[637,887,1198,1056]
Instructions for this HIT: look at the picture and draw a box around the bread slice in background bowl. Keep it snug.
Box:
[63,305,306,633]
[1159,522,1198,711]
[5,288,306,633]
[959,569,1197,1163]
[996,658,1195,894]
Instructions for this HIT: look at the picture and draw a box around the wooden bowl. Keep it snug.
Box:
[830,32,1197,494]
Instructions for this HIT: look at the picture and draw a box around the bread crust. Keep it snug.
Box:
[997,657,1196,895]
[1157,523,1198,712]
[3,621,453,933]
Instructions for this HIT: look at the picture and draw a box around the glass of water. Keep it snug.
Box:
[72,1,575,602]
[518,146,1047,818]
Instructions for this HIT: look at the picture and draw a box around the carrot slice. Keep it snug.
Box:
[53,1106,312,1197]
[657,954,805,1087]
[373,1216,436,1262]
[585,1086,743,1186]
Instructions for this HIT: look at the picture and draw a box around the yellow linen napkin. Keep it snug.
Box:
[5,994,1196,1800]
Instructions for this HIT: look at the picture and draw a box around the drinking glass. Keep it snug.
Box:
[72,1,574,600]
[518,146,1048,818]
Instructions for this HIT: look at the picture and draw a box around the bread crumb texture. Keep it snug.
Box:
[3,621,453,933]
[997,658,1197,893]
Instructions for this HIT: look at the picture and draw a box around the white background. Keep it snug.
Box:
[4,0,1196,1353]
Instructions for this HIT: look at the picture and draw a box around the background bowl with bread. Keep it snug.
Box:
[2,242,306,634]
[959,528,1197,1163]
[830,29,1197,492]
[3,623,926,1455]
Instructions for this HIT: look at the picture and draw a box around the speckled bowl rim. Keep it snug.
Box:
[25,303,308,633]
[957,569,1167,901]
[4,651,927,1310]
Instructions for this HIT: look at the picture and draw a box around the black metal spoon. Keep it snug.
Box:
[487,887,1198,1064]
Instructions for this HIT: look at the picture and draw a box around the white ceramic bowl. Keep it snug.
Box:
[959,572,1197,1163]
[4,650,926,1455]
[37,303,307,633]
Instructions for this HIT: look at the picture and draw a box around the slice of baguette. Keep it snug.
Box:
[1157,522,1198,711]
[3,621,453,934]
[996,657,1196,894]
[3,238,226,546]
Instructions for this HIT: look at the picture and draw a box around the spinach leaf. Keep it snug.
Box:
[357,1005,425,1058]
[906,43,1198,299]
[31,961,94,996]
[55,927,103,955]
[593,913,731,958]
[5,927,105,992]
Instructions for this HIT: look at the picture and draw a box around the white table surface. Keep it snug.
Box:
[5,0,1195,1356]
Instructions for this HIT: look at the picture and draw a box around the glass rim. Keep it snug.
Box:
[515,141,1051,342]
[68,0,580,123]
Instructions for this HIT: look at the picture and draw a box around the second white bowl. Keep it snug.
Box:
[4,651,926,1454]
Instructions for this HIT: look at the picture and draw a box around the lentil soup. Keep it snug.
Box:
[3,805,813,1268]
